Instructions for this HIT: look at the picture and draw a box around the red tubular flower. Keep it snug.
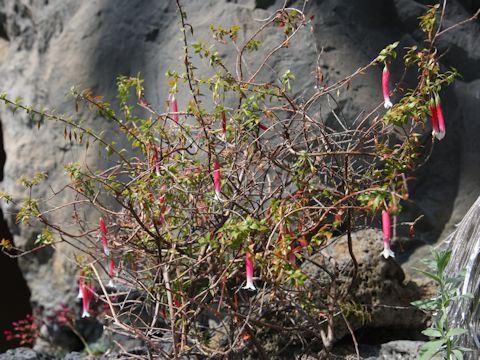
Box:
[77,273,84,299]
[81,281,95,318]
[213,160,222,201]
[382,64,393,109]
[243,252,256,291]
[429,99,439,137]
[381,210,395,258]
[99,217,106,234]
[107,258,115,288]
[434,93,445,140]
[171,95,179,123]
[99,217,109,256]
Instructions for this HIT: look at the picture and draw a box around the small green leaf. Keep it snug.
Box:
[437,249,452,273]
[452,349,463,360]
[459,293,474,300]
[0,192,13,204]
[421,328,442,338]
[416,339,445,360]
[446,328,466,337]
[411,298,439,311]
[415,268,442,283]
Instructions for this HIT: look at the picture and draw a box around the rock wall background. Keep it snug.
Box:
[0,0,478,356]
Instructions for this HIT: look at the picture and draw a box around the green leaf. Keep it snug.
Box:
[446,328,466,337]
[455,346,471,353]
[0,192,13,204]
[452,349,464,360]
[411,297,440,311]
[416,339,445,360]
[372,194,383,210]
[421,328,442,338]
[459,293,474,300]
[421,258,437,271]
[437,249,451,273]
[414,268,442,284]
[35,228,54,245]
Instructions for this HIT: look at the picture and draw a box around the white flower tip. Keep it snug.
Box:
[384,100,393,109]
[107,280,115,288]
[214,192,223,202]
[434,131,445,140]
[243,284,256,291]
[77,290,83,300]
[81,310,90,318]
[381,248,395,259]
[103,247,110,256]
[242,280,256,291]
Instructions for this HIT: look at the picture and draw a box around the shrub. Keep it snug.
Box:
[1,1,475,358]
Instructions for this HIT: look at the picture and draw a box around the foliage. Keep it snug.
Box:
[4,305,97,355]
[412,249,472,360]
[3,314,39,346]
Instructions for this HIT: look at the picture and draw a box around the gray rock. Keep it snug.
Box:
[61,353,89,360]
[302,229,426,341]
[330,340,444,359]
[360,340,435,360]
[373,340,424,359]
[0,347,56,360]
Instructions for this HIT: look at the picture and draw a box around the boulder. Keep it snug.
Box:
[302,229,427,341]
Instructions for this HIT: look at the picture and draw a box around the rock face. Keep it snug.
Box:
[334,340,441,360]
[0,0,478,355]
